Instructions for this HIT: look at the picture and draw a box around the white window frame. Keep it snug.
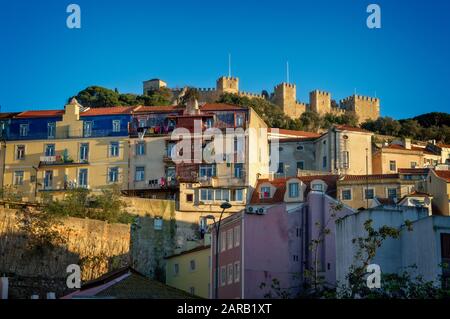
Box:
[389,160,396,171]
[135,166,145,182]
[79,143,89,161]
[234,189,244,202]
[342,189,352,201]
[189,259,196,272]
[112,120,121,132]
[364,188,375,200]
[19,124,29,137]
[109,142,120,157]
[136,142,145,156]
[260,186,271,199]
[200,189,213,202]
[220,266,227,286]
[14,170,24,186]
[234,226,240,247]
[16,145,25,160]
[78,168,88,188]
[108,167,119,183]
[288,182,299,198]
[227,264,233,285]
[47,122,56,139]
[227,229,233,250]
[234,261,240,283]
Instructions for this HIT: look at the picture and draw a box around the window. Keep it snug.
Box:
[138,118,147,128]
[227,229,233,250]
[296,227,300,237]
[236,114,244,127]
[45,144,55,157]
[441,234,450,259]
[234,226,240,247]
[312,183,324,192]
[79,143,89,161]
[411,161,417,168]
[342,151,349,168]
[227,264,233,285]
[364,188,374,200]
[234,189,244,202]
[135,166,145,182]
[234,262,240,283]
[16,145,25,160]
[297,145,304,151]
[389,160,396,171]
[260,186,271,198]
[14,171,24,185]
[174,264,179,276]
[234,163,243,178]
[277,162,284,174]
[288,182,299,198]
[199,165,215,177]
[186,194,193,202]
[154,218,163,230]
[200,189,213,201]
[342,189,352,201]
[47,122,55,138]
[136,142,145,156]
[190,260,196,271]
[112,120,121,132]
[297,161,304,170]
[19,124,29,137]
[220,266,227,286]
[189,287,195,295]
[221,231,226,252]
[204,118,214,128]
[293,255,299,262]
[44,171,53,189]
[78,169,88,188]
[108,167,119,183]
[322,156,327,168]
[215,189,230,202]
[387,188,397,199]
[110,142,119,157]
[83,121,93,137]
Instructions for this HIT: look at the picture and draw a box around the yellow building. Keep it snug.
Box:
[426,170,450,216]
[372,140,424,174]
[165,242,211,298]
[3,100,132,202]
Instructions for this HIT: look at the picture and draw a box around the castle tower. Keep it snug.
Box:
[340,95,380,123]
[309,90,331,115]
[271,83,306,119]
[143,78,167,95]
[216,76,239,94]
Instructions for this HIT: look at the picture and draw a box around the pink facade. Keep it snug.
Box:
[211,178,356,299]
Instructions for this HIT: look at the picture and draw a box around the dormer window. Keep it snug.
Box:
[312,183,324,192]
[260,186,271,199]
[288,183,299,198]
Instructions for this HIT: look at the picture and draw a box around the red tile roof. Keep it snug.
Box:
[435,170,450,182]
[16,110,64,118]
[398,168,430,174]
[165,245,210,259]
[437,143,450,149]
[334,125,371,133]
[250,175,338,204]
[268,128,321,138]
[134,105,183,113]
[340,174,400,181]
[278,137,318,143]
[200,103,246,111]
[81,106,137,116]
[382,144,437,155]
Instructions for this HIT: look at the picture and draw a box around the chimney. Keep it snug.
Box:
[0,276,8,300]
[403,138,411,150]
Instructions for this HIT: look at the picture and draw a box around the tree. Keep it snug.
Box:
[180,87,200,106]
[300,111,321,132]
[72,86,123,107]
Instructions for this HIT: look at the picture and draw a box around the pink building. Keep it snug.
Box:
[211,175,355,299]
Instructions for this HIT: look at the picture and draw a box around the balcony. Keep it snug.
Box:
[39,155,89,168]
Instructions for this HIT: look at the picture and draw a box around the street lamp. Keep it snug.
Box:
[204,201,232,299]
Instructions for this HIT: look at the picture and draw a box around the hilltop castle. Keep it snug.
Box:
[143,76,380,123]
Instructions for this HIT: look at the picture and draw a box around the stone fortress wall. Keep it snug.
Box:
[143,75,380,123]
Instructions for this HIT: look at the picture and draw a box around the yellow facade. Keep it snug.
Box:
[3,136,129,202]
[165,244,211,298]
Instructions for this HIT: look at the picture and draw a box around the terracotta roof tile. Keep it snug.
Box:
[334,125,371,133]
[16,110,64,118]
[435,170,450,182]
[81,106,137,116]
[250,175,338,204]
[200,103,246,111]
[398,168,430,174]
[268,128,321,138]
[340,174,400,181]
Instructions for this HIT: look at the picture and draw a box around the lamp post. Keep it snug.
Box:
[204,201,232,299]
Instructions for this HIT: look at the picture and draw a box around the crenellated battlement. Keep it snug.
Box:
[142,75,380,124]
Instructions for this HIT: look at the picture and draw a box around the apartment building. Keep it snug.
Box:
[426,170,450,216]
[272,125,373,177]
[2,99,133,201]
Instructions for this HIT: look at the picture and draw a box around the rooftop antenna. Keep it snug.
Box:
[286,61,290,84]
[354,88,357,95]
[228,53,231,77]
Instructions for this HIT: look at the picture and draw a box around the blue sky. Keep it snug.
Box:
[0,0,449,119]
